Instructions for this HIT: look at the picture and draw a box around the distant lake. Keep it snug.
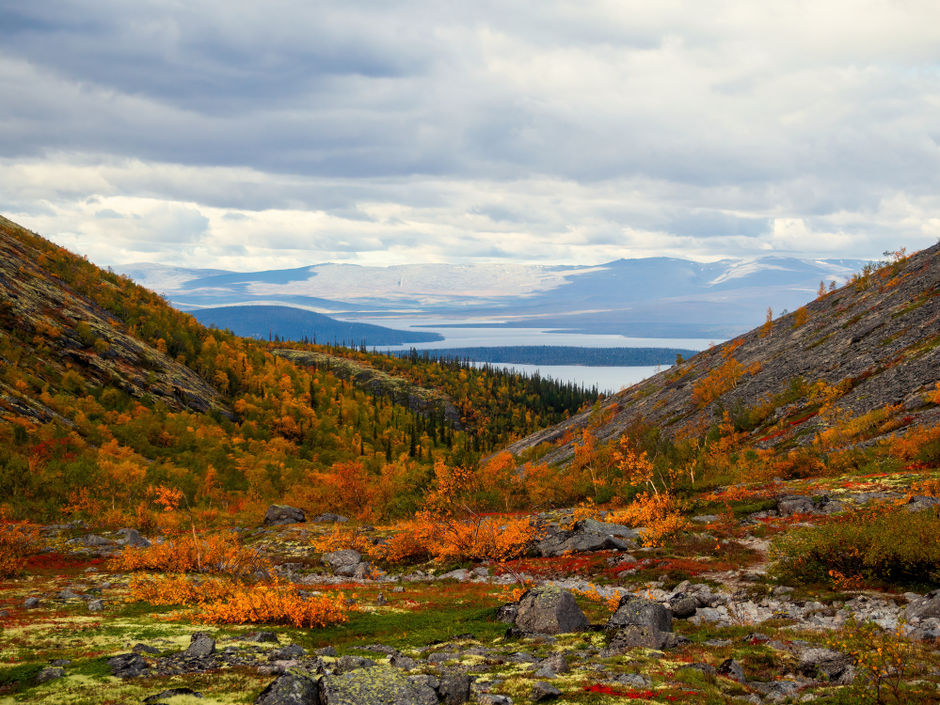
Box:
[468,362,664,394]
[344,317,718,393]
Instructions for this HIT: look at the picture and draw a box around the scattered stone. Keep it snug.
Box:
[116,527,151,547]
[375,593,387,606]
[184,632,217,658]
[668,595,698,619]
[691,514,719,524]
[87,598,104,612]
[495,603,519,624]
[797,647,854,684]
[903,495,940,513]
[906,589,940,621]
[604,625,674,653]
[437,672,472,704]
[36,666,65,683]
[107,652,149,678]
[23,597,39,608]
[263,505,307,526]
[513,587,590,635]
[254,673,319,705]
[271,644,306,660]
[478,695,513,705]
[716,658,746,682]
[78,533,115,547]
[531,681,561,701]
[248,631,280,643]
[313,513,348,523]
[317,645,338,657]
[144,687,204,703]
[56,588,82,600]
[322,549,363,577]
[132,643,161,655]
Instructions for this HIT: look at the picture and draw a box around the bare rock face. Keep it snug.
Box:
[264,505,307,526]
[513,587,590,635]
[321,549,363,577]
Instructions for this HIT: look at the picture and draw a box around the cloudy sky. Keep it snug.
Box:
[2,1,939,270]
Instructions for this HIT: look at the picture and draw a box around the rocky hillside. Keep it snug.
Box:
[0,216,227,424]
[505,244,940,465]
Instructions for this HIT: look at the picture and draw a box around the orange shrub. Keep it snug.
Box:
[112,532,269,578]
[607,492,688,547]
[377,512,539,564]
[195,583,349,628]
[691,358,743,408]
[0,513,38,578]
[129,574,349,628]
[311,526,375,555]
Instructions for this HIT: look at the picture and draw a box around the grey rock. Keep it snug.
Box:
[495,603,519,624]
[798,647,854,683]
[513,588,589,635]
[248,631,281,643]
[531,682,561,701]
[604,625,674,652]
[56,588,82,600]
[263,505,307,526]
[906,590,940,621]
[108,652,149,678]
[614,673,651,687]
[132,643,161,655]
[271,644,306,660]
[322,550,362,576]
[668,595,698,619]
[36,666,65,683]
[607,595,673,633]
[79,533,115,547]
[317,646,338,657]
[23,597,39,608]
[352,562,373,580]
[184,632,216,658]
[333,655,376,674]
[440,569,472,581]
[691,514,719,523]
[254,673,319,705]
[375,593,387,606]
[716,658,745,682]
[389,653,418,670]
[438,672,472,704]
[87,599,104,612]
[904,495,940,513]
[116,528,151,547]
[313,513,349,523]
[776,495,815,516]
[478,696,513,705]
[319,665,438,705]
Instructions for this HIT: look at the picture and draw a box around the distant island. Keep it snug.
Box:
[394,345,696,367]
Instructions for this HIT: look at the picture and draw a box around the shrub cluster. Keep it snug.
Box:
[771,505,940,587]
[112,532,269,579]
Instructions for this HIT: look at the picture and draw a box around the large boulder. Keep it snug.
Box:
[513,587,590,635]
[255,673,319,705]
[607,595,673,633]
[264,505,307,526]
[322,550,364,577]
[797,647,855,684]
[534,519,639,557]
[318,666,438,705]
[906,590,940,621]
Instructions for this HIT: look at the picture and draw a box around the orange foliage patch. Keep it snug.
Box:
[112,532,269,578]
[607,492,688,547]
[0,513,38,578]
[129,574,349,628]
[691,358,743,408]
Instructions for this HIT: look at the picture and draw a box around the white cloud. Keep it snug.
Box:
[1,1,939,268]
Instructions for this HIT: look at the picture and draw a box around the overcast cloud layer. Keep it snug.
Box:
[1,0,939,269]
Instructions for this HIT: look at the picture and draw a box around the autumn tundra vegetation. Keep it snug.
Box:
[0,215,939,704]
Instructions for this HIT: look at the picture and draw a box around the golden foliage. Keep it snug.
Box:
[112,532,269,578]
[129,574,350,628]
[607,492,688,547]
[0,512,37,578]
[691,358,743,408]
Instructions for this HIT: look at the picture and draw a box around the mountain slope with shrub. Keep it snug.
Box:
[504,244,939,473]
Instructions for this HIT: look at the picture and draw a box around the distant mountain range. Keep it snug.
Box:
[120,255,869,339]
[189,305,442,346]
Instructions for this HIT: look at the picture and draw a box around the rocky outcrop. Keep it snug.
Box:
[502,243,940,464]
[264,505,307,526]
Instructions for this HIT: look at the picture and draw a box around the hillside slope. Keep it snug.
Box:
[0,216,227,422]
[504,244,940,466]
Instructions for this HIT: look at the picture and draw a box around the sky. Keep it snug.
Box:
[1,0,939,270]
